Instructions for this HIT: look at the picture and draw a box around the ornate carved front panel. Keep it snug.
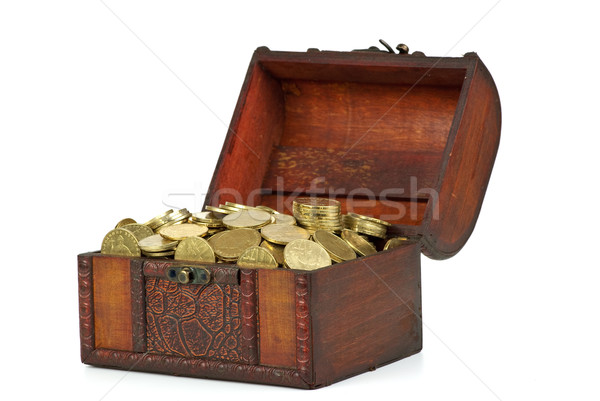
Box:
[145,277,242,362]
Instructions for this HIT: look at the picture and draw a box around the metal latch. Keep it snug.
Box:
[353,39,424,56]
[165,266,211,285]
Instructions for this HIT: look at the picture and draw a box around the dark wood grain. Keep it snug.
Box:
[85,349,309,388]
[203,49,499,259]
[422,55,501,259]
[310,243,422,387]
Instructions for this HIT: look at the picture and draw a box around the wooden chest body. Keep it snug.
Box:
[78,46,500,388]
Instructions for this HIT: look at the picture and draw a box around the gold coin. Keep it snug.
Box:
[283,239,331,271]
[159,223,208,241]
[312,230,357,263]
[340,229,377,257]
[190,211,224,227]
[101,228,141,257]
[346,212,392,227]
[255,205,280,214]
[144,209,174,229]
[138,234,179,252]
[384,237,412,250]
[205,205,235,214]
[219,204,243,213]
[225,201,257,210]
[293,197,340,209]
[261,223,310,245]
[142,250,175,258]
[121,223,154,241]
[341,215,387,238]
[222,209,272,229]
[272,214,296,225]
[237,246,278,269]
[115,218,137,228]
[210,228,262,261]
[260,241,285,265]
[174,237,216,263]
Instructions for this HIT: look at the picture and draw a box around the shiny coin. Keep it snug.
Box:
[206,205,236,214]
[237,246,278,269]
[144,209,173,230]
[142,250,175,258]
[115,218,137,228]
[144,209,174,230]
[121,223,154,241]
[272,214,296,225]
[293,197,341,209]
[190,211,224,228]
[101,228,141,257]
[260,241,285,265]
[138,234,179,252]
[340,229,377,257]
[312,230,357,263]
[384,237,412,250]
[346,212,392,227]
[159,223,208,241]
[174,237,215,263]
[219,204,243,213]
[255,205,280,214]
[225,201,257,210]
[210,228,262,261]
[283,239,331,271]
[222,209,272,229]
[261,223,310,245]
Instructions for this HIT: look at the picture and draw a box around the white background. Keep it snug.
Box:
[1,1,599,400]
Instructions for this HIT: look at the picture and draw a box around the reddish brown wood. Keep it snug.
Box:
[240,269,258,364]
[258,268,296,368]
[85,349,309,388]
[130,259,146,353]
[204,48,499,257]
[78,253,94,362]
[295,273,312,384]
[422,55,501,259]
[80,47,500,389]
[92,256,133,351]
[310,243,422,387]
[206,61,285,207]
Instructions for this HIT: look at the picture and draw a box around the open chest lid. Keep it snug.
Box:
[204,46,501,260]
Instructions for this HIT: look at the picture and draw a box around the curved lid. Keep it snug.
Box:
[204,48,501,260]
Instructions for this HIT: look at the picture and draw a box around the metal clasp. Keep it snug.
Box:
[353,39,412,55]
[166,266,211,285]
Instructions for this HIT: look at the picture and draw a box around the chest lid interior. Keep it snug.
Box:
[205,47,501,260]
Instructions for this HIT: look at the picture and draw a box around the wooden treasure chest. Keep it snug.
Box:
[78,44,501,389]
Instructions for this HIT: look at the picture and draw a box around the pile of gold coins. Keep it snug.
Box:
[100,199,412,271]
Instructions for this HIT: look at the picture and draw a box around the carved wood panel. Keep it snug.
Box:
[145,277,243,362]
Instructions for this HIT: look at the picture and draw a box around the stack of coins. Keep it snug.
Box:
[342,212,390,239]
[144,209,191,232]
[189,211,225,233]
[100,199,413,270]
[293,197,342,232]
[138,234,179,257]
